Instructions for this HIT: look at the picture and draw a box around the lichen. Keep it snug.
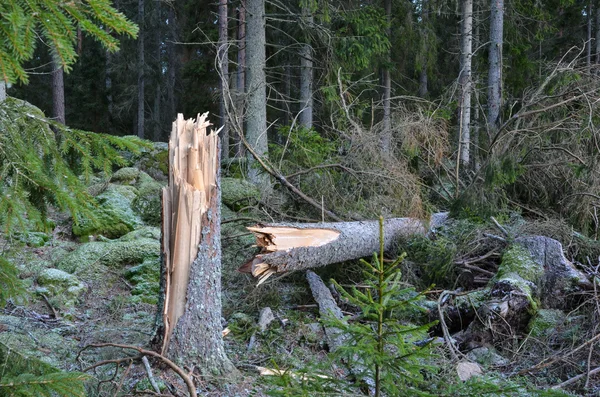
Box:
[131,172,165,226]
[125,257,160,304]
[221,178,261,210]
[527,309,566,338]
[36,268,86,308]
[111,167,141,184]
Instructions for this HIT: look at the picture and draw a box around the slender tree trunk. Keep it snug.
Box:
[153,0,162,142]
[284,64,291,126]
[459,0,473,166]
[137,0,145,139]
[380,0,392,154]
[218,0,230,161]
[0,82,5,102]
[52,56,66,124]
[299,5,313,129]
[588,0,593,68]
[418,0,429,98]
[487,0,503,134]
[596,0,600,63]
[166,6,177,125]
[235,0,246,158]
[473,11,481,171]
[246,0,270,190]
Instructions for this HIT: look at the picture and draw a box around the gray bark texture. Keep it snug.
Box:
[299,6,313,130]
[0,82,5,102]
[459,0,473,166]
[306,271,345,351]
[246,0,270,189]
[418,0,429,98]
[596,0,600,63]
[52,56,65,124]
[487,0,503,132]
[380,0,392,154]
[235,0,246,158]
[137,0,145,139]
[515,236,591,308]
[219,0,230,160]
[588,0,593,67]
[166,143,238,378]
[249,218,425,274]
[167,7,177,126]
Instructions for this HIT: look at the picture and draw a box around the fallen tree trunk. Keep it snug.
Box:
[239,217,428,284]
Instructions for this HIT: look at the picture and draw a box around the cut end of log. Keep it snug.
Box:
[239,226,341,284]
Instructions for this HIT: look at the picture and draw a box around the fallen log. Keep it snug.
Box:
[239,217,428,284]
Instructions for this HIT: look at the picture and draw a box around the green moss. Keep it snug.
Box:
[221,178,261,210]
[14,231,49,247]
[131,172,165,226]
[56,237,160,274]
[36,268,85,309]
[454,289,490,312]
[119,226,161,241]
[527,309,566,338]
[496,246,543,283]
[125,257,160,304]
[73,184,142,239]
[111,167,141,184]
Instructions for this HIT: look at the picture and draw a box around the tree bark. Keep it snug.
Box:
[380,0,392,154]
[246,0,270,190]
[153,0,162,142]
[240,218,426,283]
[417,0,429,98]
[235,0,246,158]
[588,0,593,68]
[52,55,66,124]
[596,0,600,63]
[219,0,230,160]
[487,0,503,134]
[167,5,178,127]
[299,6,313,130]
[137,0,145,139]
[459,0,473,166]
[158,114,238,378]
[0,82,5,103]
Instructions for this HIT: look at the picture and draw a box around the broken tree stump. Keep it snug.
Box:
[240,217,426,284]
[156,113,237,378]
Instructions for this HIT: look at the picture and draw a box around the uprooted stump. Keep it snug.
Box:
[445,235,590,351]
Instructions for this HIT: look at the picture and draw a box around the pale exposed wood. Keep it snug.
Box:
[241,217,426,283]
[161,113,222,354]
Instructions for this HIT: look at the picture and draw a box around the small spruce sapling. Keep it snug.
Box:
[326,216,436,397]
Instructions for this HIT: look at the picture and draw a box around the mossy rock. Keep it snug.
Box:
[14,231,49,247]
[221,177,260,210]
[125,257,160,304]
[119,226,161,241]
[111,167,141,184]
[73,184,142,240]
[36,268,86,308]
[56,237,160,274]
[131,172,165,226]
[527,309,566,338]
[136,142,169,181]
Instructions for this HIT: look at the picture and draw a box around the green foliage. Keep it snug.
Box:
[0,341,88,397]
[406,235,456,287]
[0,256,25,307]
[331,6,390,72]
[271,126,336,170]
[0,98,145,232]
[426,375,573,396]
[0,0,137,83]
[328,217,435,397]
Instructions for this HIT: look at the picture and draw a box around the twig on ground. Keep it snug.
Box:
[112,359,133,397]
[142,356,161,394]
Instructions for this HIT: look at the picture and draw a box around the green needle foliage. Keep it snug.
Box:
[0,341,88,397]
[327,216,436,397]
[0,0,138,83]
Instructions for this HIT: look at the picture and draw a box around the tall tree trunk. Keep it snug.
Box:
[596,0,600,63]
[153,0,162,142]
[52,56,66,124]
[246,0,270,190]
[166,5,177,126]
[159,114,239,378]
[218,0,230,161]
[299,5,313,129]
[487,0,503,135]
[418,0,429,98]
[137,0,145,139]
[588,0,593,68]
[235,0,246,158]
[459,0,473,166]
[380,0,392,154]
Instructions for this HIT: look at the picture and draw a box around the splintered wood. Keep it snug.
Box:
[246,226,340,285]
[161,113,221,354]
[241,218,426,285]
